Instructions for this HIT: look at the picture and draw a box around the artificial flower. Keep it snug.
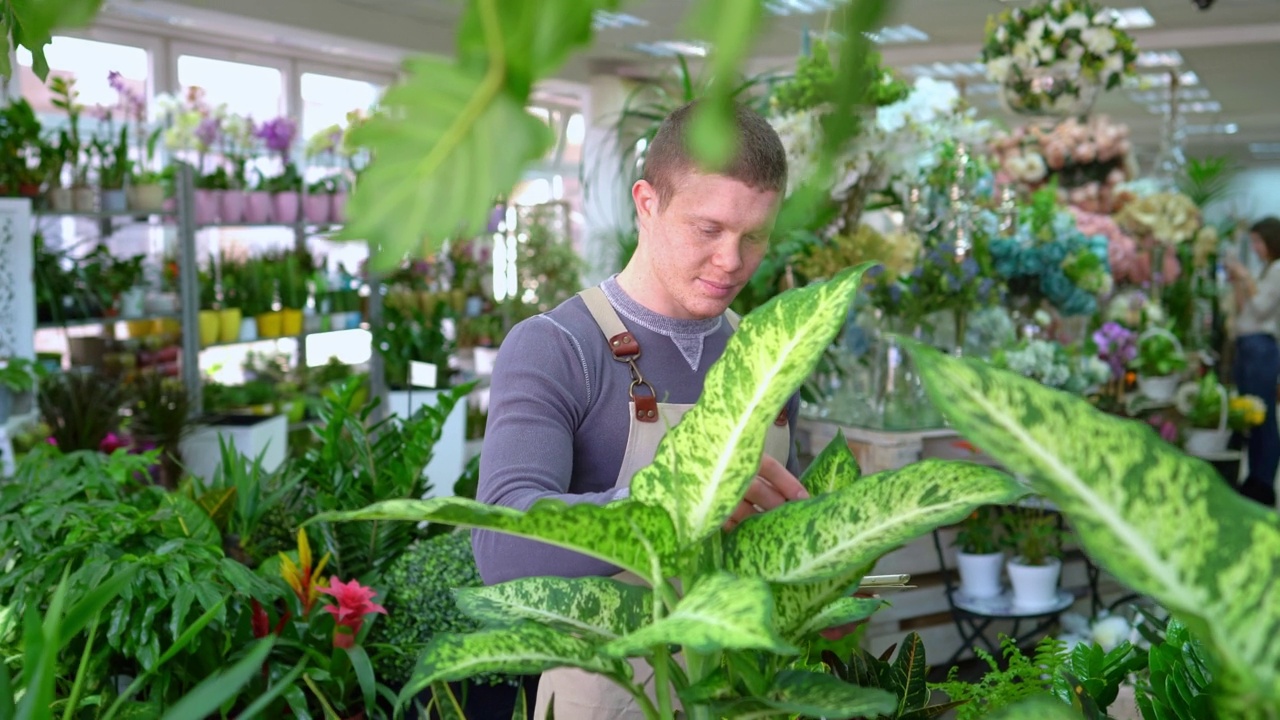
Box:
[280,528,330,615]
[319,577,387,648]
[1115,191,1202,245]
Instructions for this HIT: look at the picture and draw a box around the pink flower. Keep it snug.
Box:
[319,577,387,648]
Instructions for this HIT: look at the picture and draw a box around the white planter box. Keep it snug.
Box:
[181,414,288,484]
[388,389,468,498]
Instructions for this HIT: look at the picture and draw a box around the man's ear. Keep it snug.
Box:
[633,179,659,231]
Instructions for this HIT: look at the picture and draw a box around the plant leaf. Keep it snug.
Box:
[156,493,220,545]
[158,638,274,720]
[430,682,466,720]
[766,669,897,717]
[890,632,929,714]
[340,55,553,271]
[632,264,874,547]
[681,0,768,170]
[800,431,861,496]
[724,459,1027,582]
[400,623,628,704]
[795,595,885,639]
[906,340,1280,709]
[771,563,872,640]
[311,496,676,584]
[987,696,1084,719]
[455,576,653,641]
[602,573,795,658]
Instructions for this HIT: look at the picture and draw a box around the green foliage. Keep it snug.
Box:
[1177,156,1239,209]
[906,340,1280,718]
[1134,613,1215,720]
[933,635,1067,720]
[822,632,967,719]
[797,428,861,496]
[1132,331,1188,377]
[1053,640,1148,718]
[1002,505,1065,566]
[955,505,1004,555]
[0,356,35,393]
[0,0,104,82]
[38,370,123,453]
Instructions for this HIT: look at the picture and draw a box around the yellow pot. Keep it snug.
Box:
[280,308,304,336]
[219,308,242,343]
[256,311,284,339]
[156,318,182,336]
[126,320,153,339]
[198,310,220,347]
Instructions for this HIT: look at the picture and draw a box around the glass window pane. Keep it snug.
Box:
[300,72,380,143]
[177,54,283,122]
[18,36,149,118]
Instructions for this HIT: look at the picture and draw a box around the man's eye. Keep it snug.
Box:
[699,226,719,237]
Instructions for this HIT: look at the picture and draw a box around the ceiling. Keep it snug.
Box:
[100,0,1280,165]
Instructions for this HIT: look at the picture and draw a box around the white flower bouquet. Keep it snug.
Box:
[982,0,1138,114]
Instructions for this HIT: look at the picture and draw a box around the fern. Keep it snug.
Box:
[932,635,1067,720]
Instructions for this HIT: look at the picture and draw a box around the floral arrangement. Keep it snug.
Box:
[982,0,1138,114]
[1175,373,1267,432]
[1104,288,1166,329]
[1071,206,1182,288]
[1114,190,1202,246]
[1130,330,1187,378]
[1229,394,1267,434]
[255,115,302,193]
[866,239,1002,327]
[990,116,1135,212]
[1091,321,1136,380]
[995,337,1111,393]
[793,223,919,282]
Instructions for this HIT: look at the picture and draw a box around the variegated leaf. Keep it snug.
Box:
[908,341,1280,713]
[801,430,861,496]
[400,623,628,704]
[631,264,875,546]
[795,596,886,638]
[988,697,1082,719]
[602,573,796,658]
[771,563,871,640]
[455,576,653,641]
[724,460,1027,583]
[710,671,897,719]
[311,497,675,584]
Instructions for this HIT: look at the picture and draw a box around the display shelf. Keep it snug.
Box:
[36,313,182,330]
[33,209,177,220]
[200,326,363,351]
[196,222,344,232]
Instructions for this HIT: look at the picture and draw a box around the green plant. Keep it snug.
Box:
[1052,638,1149,719]
[190,437,304,566]
[1178,156,1238,210]
[315,267,1028,719]
[91,123,131,190]
[933,635,1066,720]
[821,632,966,719]
[128,371,195,488]
[1180,372,1227,430]
[1133,612,1215,720]
[0,356,35,393]
[375,299,454,389]
[1131,331,1187,377]
[1002,505,1064,567]
[906,340,1280,718]
[954,505,1003,555]
[48,76,86,186]
[0,1,105,83]
[37,370,123,452]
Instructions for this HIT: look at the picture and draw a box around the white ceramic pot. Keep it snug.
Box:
[100,188,128,213]
[119,287,147,319]
[239,317,259,342]
[1007,556,1061,610]
[1137,374,1179,403]
[956,551,1005,600]
[72,186,97,212]
[47,187,73,212]
[1185,428,1230,456]
[127,184,167,213]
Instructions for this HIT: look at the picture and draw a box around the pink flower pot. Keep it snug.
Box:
[244,191,272,224]
[218,190,245,225]
[272,192,300,225]
[304,193,331,225]
[331,191,348,224]
[194,189,219,226]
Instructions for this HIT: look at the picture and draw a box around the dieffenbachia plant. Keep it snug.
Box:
[0,0,103,81]
[316,265,1028,720]
[905,341,1280,719]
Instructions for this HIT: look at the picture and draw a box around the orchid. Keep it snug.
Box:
[1092,321,1137,379]
[318,577,387,648]
[280,528,329,615]
[256,116,298,156]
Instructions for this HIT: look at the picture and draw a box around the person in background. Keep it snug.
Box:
[1226,216,1280,507]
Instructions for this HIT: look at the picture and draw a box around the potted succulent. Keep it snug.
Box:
[256,116,301,224]
[952,505,1005,599]
[1131,328,1186,402]
[1003,503,1065,610]
[0,357,36,424]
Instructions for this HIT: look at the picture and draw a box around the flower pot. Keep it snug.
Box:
[1007,556,1062,610]
[126,320,154,339]
[272,192,300,225]
[119,287,147,319]
[1137,374,1179,403]
[239,317,259,342]
[244,191,272,223]
[194,189,219,225]
[303,310,322,334]
[47,187,73,212]
[346,311,363,330]
[219,308,242,344]
[218,190,246,225]
[72,186,97,212]
[1185,428,1230,456]
[304,193,331,225]
[17,183,41,199]
[956,551,1005,600]
[101,188,128,213]
[199,310,220,347]
[256,311,284,339]
[280,308,304,336]
[128,184,167,213]
[331,190,347,224]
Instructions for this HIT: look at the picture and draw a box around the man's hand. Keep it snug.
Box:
[724,454,809,531]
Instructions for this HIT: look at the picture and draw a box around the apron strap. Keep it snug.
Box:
[578,286,658,422]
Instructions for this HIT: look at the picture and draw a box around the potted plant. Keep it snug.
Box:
[129,371,195,489]
[216,254,244,344]
[37,369,124,453]
[93,123,131,212]
[304,177,333,225]
[1176,372,1231,456]
[194,166,229,225]
[198,267,219,347]
[278,253,307,337]
[218,113,257,224]
[953,505,1005,599]
[1131,328,1186,402]
[250,260,283,339]
[50,77,94,212]
[0,357,36,424]
[109,252,147,319]
[256,116,301,224]
[41,133,70,211]
[0,99,45,199]
[1003,503,1065,610]
[237,261,265,342]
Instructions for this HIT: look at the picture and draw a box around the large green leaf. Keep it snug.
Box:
[724,460,1027,583]
[889,632,929,716]
[340,55,552,271]
[402,623,628,702]
[602,573,796,658]
[800,431,862,496]
[455,576,653,641]
[5,0,104,81]
[907,341,1280,713]
[711,670,897,719]
[631,264,874,547]
[311,496,675,584]
[771,564,871,640]
[795,595,885,639]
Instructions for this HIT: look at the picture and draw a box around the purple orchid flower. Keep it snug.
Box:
[196,116,222,149]
[255,116,298,155]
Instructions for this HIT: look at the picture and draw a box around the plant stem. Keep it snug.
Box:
[653,645,675,719]
[62,614,100,720]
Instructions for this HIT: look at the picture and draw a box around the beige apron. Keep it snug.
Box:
[533,288,792,719]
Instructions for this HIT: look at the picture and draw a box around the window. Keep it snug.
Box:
[300,72,380,145]
[18,36,149,119]
[176,54,284,123]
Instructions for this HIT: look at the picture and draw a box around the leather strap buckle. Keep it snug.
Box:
[775,407,789,427]
[630,376,658,423]
[609,332,640,360]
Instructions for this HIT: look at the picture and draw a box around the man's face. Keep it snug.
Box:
[633,172,779,320]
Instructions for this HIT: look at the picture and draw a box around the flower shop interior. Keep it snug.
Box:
[2,0,1279,718]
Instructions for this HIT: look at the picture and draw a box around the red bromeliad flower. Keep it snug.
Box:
[318,577,387,649]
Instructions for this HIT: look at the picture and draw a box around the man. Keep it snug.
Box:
[473,100,810,717]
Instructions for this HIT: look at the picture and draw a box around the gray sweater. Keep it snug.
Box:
[472,277,801,584]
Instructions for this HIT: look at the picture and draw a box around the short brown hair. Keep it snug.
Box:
[1252,217,1280,262]
[641,100,787,209]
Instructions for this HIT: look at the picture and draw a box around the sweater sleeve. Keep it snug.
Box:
[472,316,627,585]
[1246,263,1280,323]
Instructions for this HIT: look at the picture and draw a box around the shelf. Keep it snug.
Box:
[36,313,182,330]
[200,326,366,350]
[196,222,344,232]
[34,209,176,219]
